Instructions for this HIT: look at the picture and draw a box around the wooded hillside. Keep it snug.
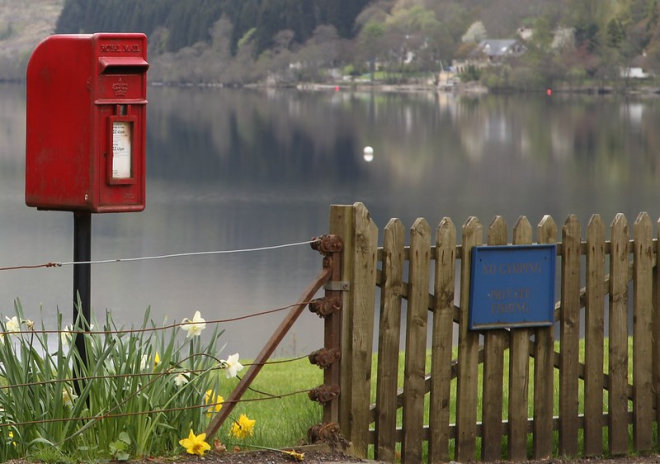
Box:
[55,0,369,57]
[5,0,660,89]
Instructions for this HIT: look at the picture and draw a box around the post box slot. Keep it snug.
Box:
[99,57,149,75]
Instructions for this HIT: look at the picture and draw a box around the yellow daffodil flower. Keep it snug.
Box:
[181,311,206,338]
[205,390,223,416]
[222,353,244,379]
[154,352,161,367]
[179,430,211,456]
[8,430,16,447]
[229,414,256,439]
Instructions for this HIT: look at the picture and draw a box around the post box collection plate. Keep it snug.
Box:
[26,33,148,213]
[468,244,556,330]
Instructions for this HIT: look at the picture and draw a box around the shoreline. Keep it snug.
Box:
[5,77,660,95]
[154,79,660,96]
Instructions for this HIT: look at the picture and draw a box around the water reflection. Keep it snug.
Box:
[2,83,660,357]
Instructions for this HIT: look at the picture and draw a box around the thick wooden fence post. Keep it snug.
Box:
[329,204,355,439]
[331,202,377,458]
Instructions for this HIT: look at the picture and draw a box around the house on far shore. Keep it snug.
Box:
[453,39,526,74]
[621,67,651,79]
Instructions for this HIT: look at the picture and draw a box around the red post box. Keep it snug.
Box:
[26,33,148,213]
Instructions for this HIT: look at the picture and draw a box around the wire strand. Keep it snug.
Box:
[57,239,315,266]
[0,300,315,338]
[0,239,316,271]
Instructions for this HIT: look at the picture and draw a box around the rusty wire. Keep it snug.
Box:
[0,387,314,433]
[0,300,316,338]
[0,262,60,271]
[0,353,311,393]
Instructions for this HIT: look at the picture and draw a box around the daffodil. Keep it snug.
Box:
[179,430,211,456]
[5,316,19,332]
[142,352,161,370]
[62,388,78,407]
[174,373,189,387]
[181,311,206,338]
[61,325,73,348]
[229,414,256,439]
[283,449,305,462]
[222,353,244,379]
[22,319,34,331]
[204,390,223,416]
[8,430,16,447]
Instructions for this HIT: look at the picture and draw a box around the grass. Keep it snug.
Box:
[229,357,324,449]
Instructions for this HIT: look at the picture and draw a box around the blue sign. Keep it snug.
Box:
[468,244,556,330]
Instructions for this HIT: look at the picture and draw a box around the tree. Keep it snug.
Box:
[462,21,487,43]
[354,0,393,28]
[606,18,624,48]
[295,25,342,81]
[358,19,386,80]
[384,5,452,73]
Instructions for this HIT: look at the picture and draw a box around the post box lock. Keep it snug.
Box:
[26,33,149,213]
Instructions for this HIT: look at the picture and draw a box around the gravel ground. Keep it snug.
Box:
[125,452,660,464]
[8,451,660,464]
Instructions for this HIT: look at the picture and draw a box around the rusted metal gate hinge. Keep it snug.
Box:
[308,384,340,404]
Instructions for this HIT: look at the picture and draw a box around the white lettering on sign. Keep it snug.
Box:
[112,121,132,179]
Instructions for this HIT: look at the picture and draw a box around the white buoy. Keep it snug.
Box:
[363,146,374,162]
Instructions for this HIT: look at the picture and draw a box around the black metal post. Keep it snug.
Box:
[73,211,91,393]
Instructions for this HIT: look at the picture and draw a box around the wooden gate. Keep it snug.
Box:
[328,202,659,463]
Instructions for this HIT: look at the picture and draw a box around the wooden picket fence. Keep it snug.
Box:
[327,202,660,463]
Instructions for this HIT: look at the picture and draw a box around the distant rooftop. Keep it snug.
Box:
[477,39,519,56]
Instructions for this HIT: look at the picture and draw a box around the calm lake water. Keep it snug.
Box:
[2,83,660,357]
